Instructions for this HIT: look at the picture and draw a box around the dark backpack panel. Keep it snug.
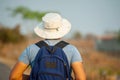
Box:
[29,41,72,80]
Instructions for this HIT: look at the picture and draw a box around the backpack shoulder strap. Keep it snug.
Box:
[35,40,48,48]
[35,40,55,53]
[35,40,69,53]
[55,41,69,48]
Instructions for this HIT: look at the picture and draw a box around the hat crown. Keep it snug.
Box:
[34,12,71,39]
[42,13,62,29]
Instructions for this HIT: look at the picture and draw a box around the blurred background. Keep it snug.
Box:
[0,0,120,80]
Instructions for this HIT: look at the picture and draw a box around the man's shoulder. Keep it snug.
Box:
[64,43,78,51]
[26,43,40,51]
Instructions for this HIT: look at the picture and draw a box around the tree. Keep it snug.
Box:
[0,25,25,43]
[10,6,47,21]
[117,29,120,42]
[7,6,50,37]
[8,6,58,36]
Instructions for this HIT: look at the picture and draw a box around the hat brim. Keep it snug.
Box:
[34,18,71,39]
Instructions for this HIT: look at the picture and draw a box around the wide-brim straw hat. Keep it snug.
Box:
[34,13,71,39]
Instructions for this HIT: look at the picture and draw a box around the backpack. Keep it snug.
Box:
[29,40,72,80]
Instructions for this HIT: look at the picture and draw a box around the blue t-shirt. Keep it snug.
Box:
[19,40,82,67]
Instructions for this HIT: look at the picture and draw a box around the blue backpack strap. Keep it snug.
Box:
[55,41,72,80]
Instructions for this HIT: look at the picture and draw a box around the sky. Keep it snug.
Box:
[0,0,120,37]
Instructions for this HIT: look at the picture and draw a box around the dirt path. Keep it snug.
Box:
[0,62,11,80]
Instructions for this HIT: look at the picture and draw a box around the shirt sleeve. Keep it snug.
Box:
[18,46,30,65]
[71,45,82,63]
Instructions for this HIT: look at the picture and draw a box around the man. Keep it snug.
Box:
[9,13,86,80]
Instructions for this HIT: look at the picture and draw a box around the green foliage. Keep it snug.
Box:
[11,6,47,21]
[0,25,25,43]
[117,29,120,42]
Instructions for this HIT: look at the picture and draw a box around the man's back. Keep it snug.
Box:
[19,40,82,68]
